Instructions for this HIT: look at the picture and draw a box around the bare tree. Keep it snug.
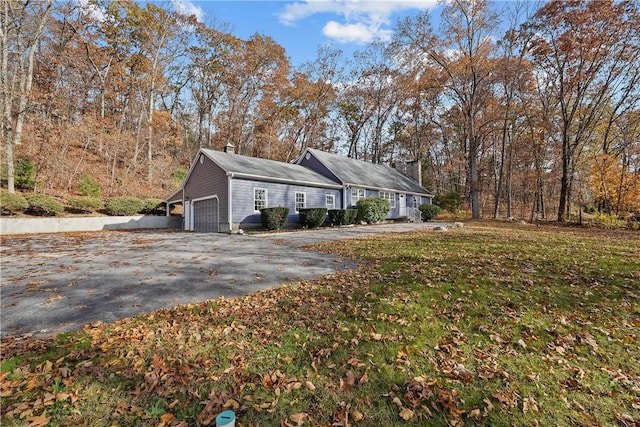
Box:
[1,0,53,193]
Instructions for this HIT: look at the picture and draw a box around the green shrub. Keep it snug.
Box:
[327,209,358,226]
[141,198,164,215]
[0,192,28,215]
[78,176,102,197]
[433,191,462,212]
[171,166,187,185]
[15,159,36,190]
[356,198,391,224]
[419,203,442,220]
[299,208,327,228]
[260,207,289,231]
[67,196,103,213]
[105,196,144,216]
[591,212,627,229]
[25,193,64,216]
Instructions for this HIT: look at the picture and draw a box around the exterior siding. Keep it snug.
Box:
[231,179,342,227]
[184,155,230,228]
[348,190,432,219]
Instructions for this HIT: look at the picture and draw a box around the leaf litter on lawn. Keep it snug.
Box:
[1,224,639,426]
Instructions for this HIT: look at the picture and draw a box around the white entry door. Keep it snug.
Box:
[398,194,406,217]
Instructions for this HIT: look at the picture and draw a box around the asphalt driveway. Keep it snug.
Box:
[0,222,444,338]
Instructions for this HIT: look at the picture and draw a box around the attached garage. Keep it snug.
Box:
[192,196,219,232]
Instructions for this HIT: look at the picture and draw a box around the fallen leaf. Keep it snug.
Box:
[26,414,50,427]
[399,407,414,420]
[523,396,538,413]
[160,412,175,423]
[55,392,70,402]
[468,408,481,420]
[350,409,364,422]
[289,411,307,425]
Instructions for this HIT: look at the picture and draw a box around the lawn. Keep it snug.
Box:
[1,223,639,426]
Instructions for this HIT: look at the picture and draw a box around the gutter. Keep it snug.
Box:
[231,172,343,189]
[344,182,433,197]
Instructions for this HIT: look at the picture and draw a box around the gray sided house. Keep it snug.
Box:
[166,145,342,232]
[166,145,433,232]
[297,148,432,220]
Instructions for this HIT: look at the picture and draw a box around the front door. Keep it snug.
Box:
[398,194,406,217]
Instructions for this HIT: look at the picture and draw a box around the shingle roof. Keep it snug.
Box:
[304,148,432,195]
[201,148,341,188]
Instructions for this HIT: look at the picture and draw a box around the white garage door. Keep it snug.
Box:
[193,197,219,232]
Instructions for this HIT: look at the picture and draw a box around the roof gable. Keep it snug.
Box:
[301,148,432,196]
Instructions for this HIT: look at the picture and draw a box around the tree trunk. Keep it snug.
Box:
[493,123,508,219]
[147,86,154,182]
[468,105,480,219]
[1,0,13,192]
[557,138,571,222]
[1,1,53,194]
[469,138,480,219]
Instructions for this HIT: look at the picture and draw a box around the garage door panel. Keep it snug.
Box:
[193,198,218,232]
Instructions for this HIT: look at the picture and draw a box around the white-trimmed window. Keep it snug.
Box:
[413,196,420,208]
[295,192,306,213]
[351,187,365,205]
[325,194,336,209]
[379,191,396,208]
[254,188,267,211]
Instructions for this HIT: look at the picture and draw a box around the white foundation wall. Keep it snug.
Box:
[1,216,182,235]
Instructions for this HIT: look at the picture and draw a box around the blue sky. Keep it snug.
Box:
[170,1,442,67]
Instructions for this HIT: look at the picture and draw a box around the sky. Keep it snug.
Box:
[168,0,443,67]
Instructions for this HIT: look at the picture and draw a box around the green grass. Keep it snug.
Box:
[1,223,639,426]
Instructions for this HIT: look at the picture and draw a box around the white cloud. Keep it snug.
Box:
[172,0,205,22]
[278,0,437,44]
[323,21,392,44]
[77,0,106,21]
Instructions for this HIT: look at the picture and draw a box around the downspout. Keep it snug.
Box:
[227,172,234,232]
[344,185,349,208]
[216,195,220,232]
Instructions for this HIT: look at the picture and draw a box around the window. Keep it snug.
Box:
[413,196,420,208]
[254,188,267,211]
[295,192,306,212]
[379,191,396,208]
[351,187,365,205]
[325,194,336,209]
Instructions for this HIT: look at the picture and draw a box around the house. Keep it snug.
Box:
[166,145,433,232]
[297,148,432,220]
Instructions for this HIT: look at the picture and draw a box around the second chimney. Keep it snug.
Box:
[405,160,422,184]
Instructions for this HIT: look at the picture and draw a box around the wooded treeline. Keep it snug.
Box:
[2,0,639,220]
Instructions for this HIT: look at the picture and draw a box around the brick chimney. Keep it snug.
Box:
[405,160,422,184]
[224,143,235,154]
